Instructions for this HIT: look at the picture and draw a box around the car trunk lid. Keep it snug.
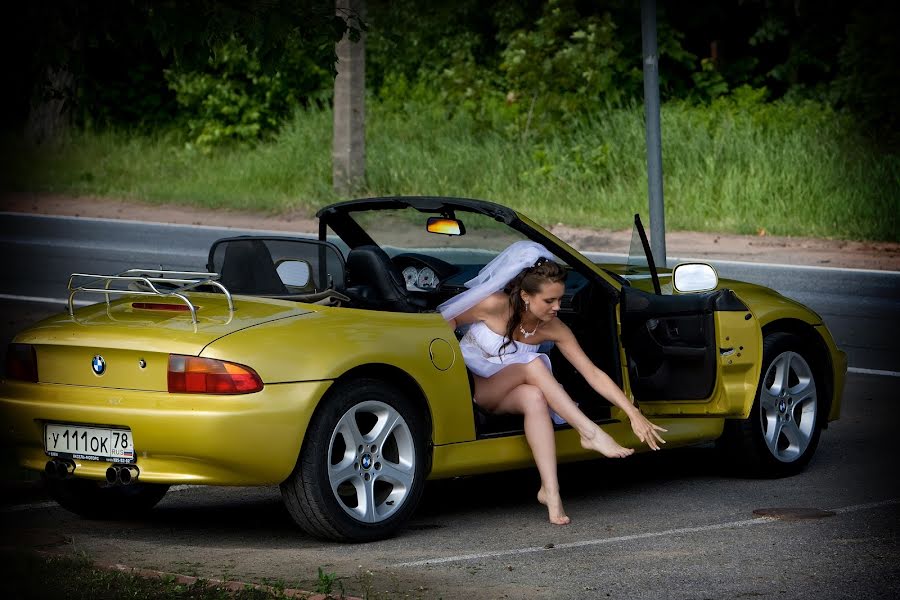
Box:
[14,295,311,391]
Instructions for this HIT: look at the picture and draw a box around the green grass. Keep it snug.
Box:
[2,97,897,241]
[0,551,289,599]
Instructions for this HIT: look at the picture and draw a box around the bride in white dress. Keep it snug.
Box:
[439,241,667,525]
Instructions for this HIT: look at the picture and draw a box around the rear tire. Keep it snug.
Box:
[44,477,169,519]
[280,378,429,542]
[719,332,823,477]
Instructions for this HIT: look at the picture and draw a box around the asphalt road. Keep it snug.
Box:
[2,212,899,372]
[1,366,897,599]
[1,214,899,598]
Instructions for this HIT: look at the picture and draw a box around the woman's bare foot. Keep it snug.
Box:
[580,426,634,458]
[537,487,570,525]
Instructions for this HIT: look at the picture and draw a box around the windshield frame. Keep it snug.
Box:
[317,196,624,298]
[626,213,662,295]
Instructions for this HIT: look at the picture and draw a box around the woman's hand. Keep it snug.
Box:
[629,410,667,451]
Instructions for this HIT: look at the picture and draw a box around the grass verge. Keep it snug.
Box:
[0,550,343,599]
[2,96,897,241]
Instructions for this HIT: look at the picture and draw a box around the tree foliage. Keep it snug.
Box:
[166,37,330,150]
[501,3,631,118]
[364,0,898,148]
[4,0,356,144]
[4,1,896,150]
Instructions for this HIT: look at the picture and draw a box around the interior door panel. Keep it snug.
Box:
[621,286,726,401]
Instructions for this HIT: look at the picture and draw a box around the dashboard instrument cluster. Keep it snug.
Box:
[401,265,439,291]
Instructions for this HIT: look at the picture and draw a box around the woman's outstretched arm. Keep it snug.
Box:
[551,320,667,450]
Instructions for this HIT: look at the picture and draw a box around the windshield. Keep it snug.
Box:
[323,201,595,301]
[339,207,536,265]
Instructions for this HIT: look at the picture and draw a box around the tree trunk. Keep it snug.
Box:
[332,0,366,196]
[25,66,75,147]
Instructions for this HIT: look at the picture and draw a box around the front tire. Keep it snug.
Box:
[280,379,429,542]
[44,477,169,519]
[720,332,823,477]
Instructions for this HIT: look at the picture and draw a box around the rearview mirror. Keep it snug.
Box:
[673,263,718,293]
[426,217,466,236]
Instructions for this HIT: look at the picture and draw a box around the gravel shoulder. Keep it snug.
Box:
[3,193,899,271]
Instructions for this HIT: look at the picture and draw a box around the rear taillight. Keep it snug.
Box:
[5,343,37,382]
[167,354,263,394]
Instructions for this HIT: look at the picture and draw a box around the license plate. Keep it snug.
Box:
[44,424,135,463]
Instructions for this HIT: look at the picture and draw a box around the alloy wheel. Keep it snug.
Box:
[758,350,818,462]
[327,400,416,522]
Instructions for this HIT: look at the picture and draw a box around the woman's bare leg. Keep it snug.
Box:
[475,360,633,458]
[475,382,569,524]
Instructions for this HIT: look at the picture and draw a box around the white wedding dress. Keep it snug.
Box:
[459,321,567,425]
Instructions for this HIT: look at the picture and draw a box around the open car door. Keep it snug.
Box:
[620,216,762,417]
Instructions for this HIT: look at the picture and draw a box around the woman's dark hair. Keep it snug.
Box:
[499,258,566,356]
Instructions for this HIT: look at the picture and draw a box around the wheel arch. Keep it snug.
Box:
[281,365,434,541]
[761,318,833,428]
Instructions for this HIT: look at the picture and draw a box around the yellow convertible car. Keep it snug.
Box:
[0,197,846,541]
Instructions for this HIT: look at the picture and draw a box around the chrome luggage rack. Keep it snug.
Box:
[67,269,234,324]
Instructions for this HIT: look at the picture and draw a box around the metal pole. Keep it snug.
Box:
[641,0,666,267]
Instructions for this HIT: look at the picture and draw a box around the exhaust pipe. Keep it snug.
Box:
[119,464,139,485]
[45,459,75,479]
[105,465,119,485]
[105,464,140,486]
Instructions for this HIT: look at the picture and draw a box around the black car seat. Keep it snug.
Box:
[343,245,426,312]
[218,239,289,295]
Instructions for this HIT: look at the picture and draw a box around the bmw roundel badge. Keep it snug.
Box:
[91,355,106,376]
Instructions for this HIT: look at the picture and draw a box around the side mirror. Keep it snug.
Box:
[426,217,466,236]
[276,260,312,289]
[673,263,718,293]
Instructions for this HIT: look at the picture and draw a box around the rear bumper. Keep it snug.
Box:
[0,379,332,485]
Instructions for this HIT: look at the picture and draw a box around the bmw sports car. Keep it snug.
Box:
[0,197,846,541]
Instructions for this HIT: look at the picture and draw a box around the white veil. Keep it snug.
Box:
[437,240,555,321]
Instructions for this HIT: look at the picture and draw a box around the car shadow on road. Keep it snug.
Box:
[415,444,726,520]
[6,446,726,551]
[140,490,323,548]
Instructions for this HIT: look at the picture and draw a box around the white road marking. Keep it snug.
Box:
[666,256,900,276]
[394,498,900,567]
[1,210,314,238]
[0,293,91,307]
[581,251,900,276]
[847,367,900,378]
[829,498,900,514]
